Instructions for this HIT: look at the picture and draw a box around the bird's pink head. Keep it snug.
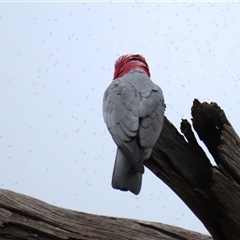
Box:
[113,54,150,80]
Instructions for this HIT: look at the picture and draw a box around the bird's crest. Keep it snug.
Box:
[113,54,150,80]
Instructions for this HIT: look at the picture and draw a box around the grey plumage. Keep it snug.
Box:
[103,69,165,195]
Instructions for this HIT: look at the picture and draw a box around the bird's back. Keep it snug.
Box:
[103,70,165,168]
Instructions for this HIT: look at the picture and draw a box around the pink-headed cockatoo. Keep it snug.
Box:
[103,54,165,195]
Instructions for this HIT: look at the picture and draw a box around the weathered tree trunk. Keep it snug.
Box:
[145,99,240,240]
[0,99,239,239]
[0,188,211,239]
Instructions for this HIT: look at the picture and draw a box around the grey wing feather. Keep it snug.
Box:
[103,70,165,164]
[138,88,165,149]
[103,70,165,194]
[103,77,142,171]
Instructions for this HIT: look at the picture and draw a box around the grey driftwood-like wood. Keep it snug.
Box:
[145,99,240,240]
[0,188,211,240]
[0,99,238,239]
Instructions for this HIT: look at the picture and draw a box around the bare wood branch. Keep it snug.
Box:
[0,188,211,240]
[145,99,240,240]
[218,124,240,184]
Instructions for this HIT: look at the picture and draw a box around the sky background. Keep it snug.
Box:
[1,1,240,235]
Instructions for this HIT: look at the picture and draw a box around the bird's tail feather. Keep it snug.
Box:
[112,148,142,195]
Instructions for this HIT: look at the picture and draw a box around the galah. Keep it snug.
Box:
[103,54,165,195]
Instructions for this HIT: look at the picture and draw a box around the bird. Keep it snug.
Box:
[103,54,165,195]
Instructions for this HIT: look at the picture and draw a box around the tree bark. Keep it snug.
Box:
[0,188,211,240]
[145,99,240,240]
[0,99,239,239]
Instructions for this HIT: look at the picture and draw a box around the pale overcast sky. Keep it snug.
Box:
[1,2,240,235]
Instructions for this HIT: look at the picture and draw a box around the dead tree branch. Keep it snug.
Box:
[0,188,211,239]
[145,99,240,240]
